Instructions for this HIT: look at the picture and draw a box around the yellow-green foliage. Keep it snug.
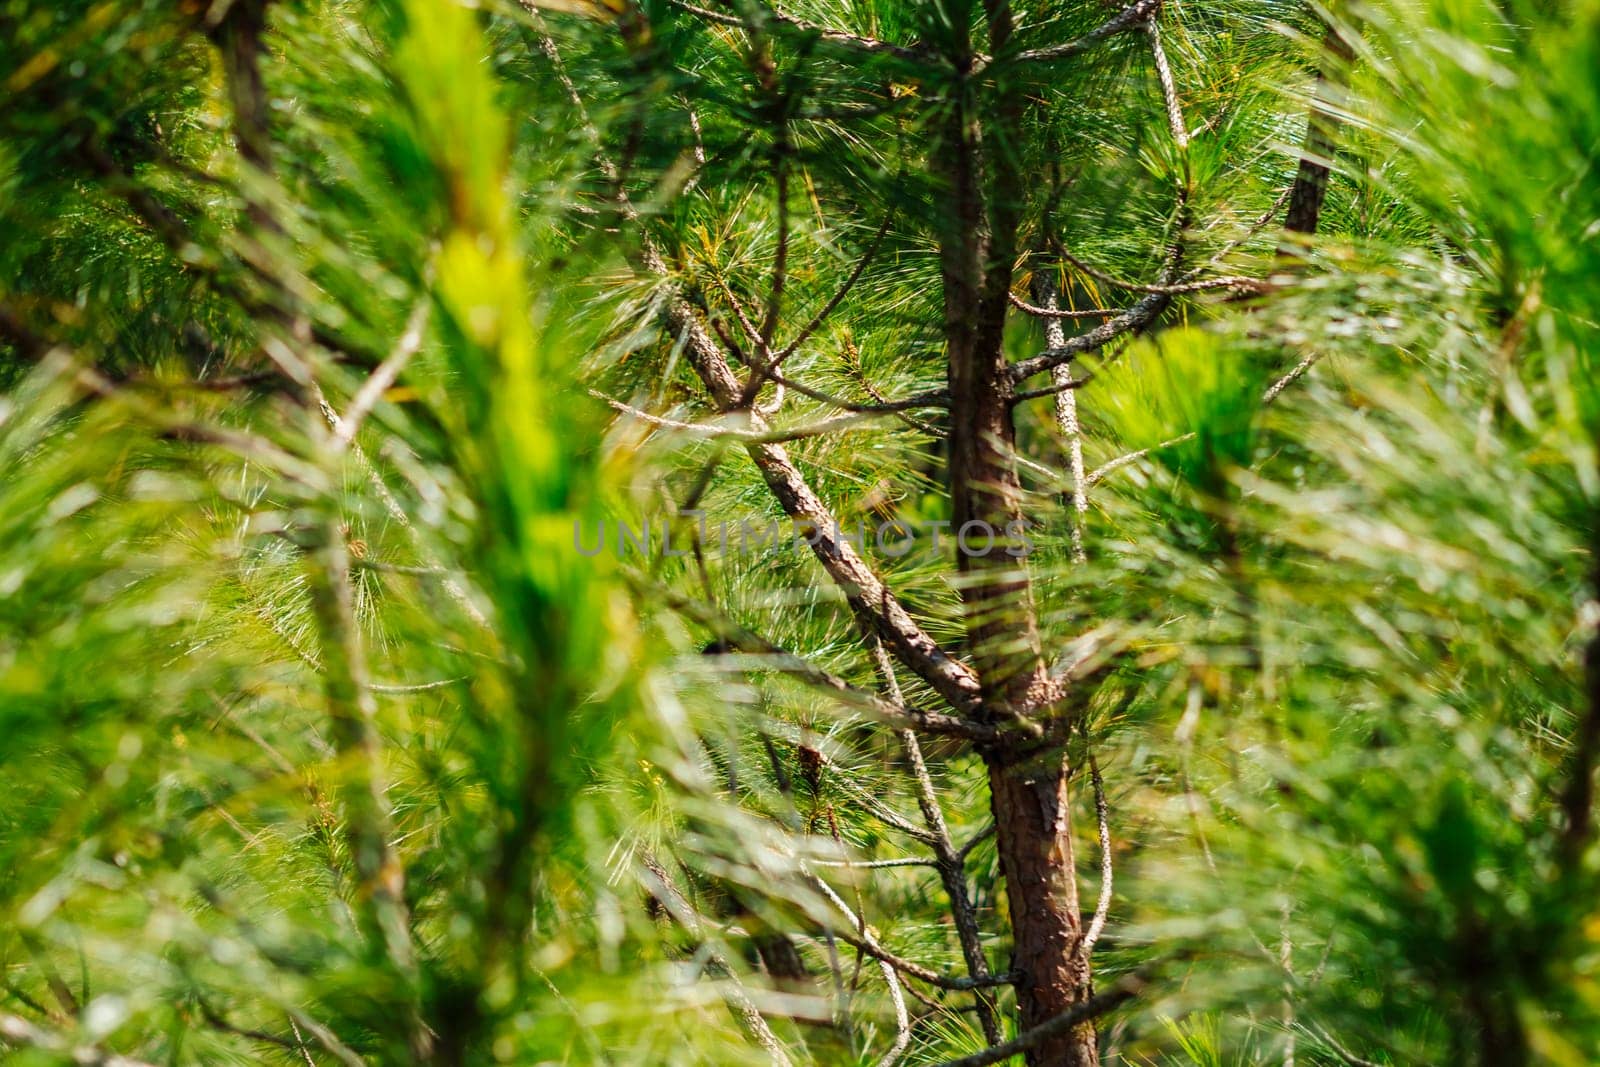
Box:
[1092,327,1266,496]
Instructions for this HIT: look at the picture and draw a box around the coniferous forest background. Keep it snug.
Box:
[3,0,1600,1064]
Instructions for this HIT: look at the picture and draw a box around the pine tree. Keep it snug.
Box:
[1,0,1598,1065]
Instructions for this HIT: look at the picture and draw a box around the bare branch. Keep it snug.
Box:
[1028,273,1089,561]
[1262,351,1322,404]
[1008,291,1123,319]
[840,337,945,437]
[1010,373,1093,404]
[706,274,952,415]
[1309,1022,1385,1067]
[812,856,937,869]
[285,1010,367,1067]
[1085,433,1192,488]
[876,959,912,1067]
[1192,187,1293,271]
[367,677,464,694]
[709,272,769,354]
[1146,20,1189,150]
[864,631,1000,1042]
[591,390,902,444]
[671,0,938,68]
[198,1002,301,1053]
[1008,289,1170,383]
[771,214,892,366]
[352,559,450,577]
[956,822,994,862]
[807,872,1016,993]
[1054,242,1264,297]
[1012,0,1160,63]
[735,212,895,411]
[844,782,943,846]
[334,295,431,449]
[525,5,623,186]
[643,577,999,742]
[928,970,1148,1067]
[1082,751,1113,955]
[286,1016,319,1067]
[1188,109,1227,140]
[669,2,742,27]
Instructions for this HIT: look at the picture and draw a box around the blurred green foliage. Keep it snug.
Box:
[1,0,1598,1064]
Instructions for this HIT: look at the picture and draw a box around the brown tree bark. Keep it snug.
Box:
[932,4,1100,1061]
[989,758,1098,1066]
[1284,13,1356,236]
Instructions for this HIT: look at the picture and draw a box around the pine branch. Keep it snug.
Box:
[771,215,892,366]
[805,871,1017,993]
[737,212,893,407]
[645,577,999,742]
[928,970,1147,1067]
[1028,272,1088,562]
[1081,751,1113,955]
[639,856,795,1067]
[864,631,1001,1042]
[592,390,904,443]
[876,957,912,1067]
[642,241,983,713]
[1145,18,1189,151]
[1011,0,1160,64]
[1008,292,1123,319]
[1008,289,1170,383]
[670,0,939,69]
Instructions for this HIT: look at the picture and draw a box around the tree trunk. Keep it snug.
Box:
[932,11,1100,1056]
[1284,13,1355,236]
[943,264,1099,1063]
[989,754,1098,1066]
[943,272,1099,1063]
